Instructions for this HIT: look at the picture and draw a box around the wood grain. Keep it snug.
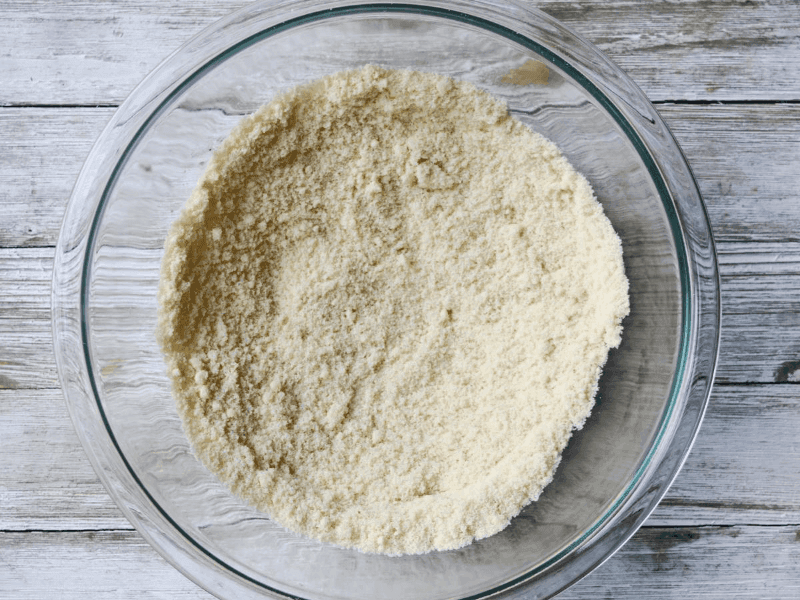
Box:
[651,384,800,526]
[0,531,214,600]
[2,1,799,106]
[4,1,800,597]
[661,104,800,244]
[0,248,58,389]
[2,526,799,599]
[0,389,128,530]
[716,241,800,383]
[4,242,800,389]
[3,384,799,531]
[0,108,111,248]
[563,525,800,600]
[3,104,800,248]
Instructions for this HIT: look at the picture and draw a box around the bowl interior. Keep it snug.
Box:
[84,9,682,600]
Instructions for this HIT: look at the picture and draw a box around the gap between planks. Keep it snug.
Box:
[4,385,800,530]
[3,522,799,534]
[2,526,800,600]
[4,0,800,104]
[2,99,800,111]
[4,103,800,249]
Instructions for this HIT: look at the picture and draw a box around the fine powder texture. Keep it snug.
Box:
[157,66,630,555]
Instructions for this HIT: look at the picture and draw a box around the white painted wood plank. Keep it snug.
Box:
[650,384,800,526]
[562,525,800,600]
[3,241,800,528]
[1,527,799,599]
[0,248,58,389]
[0,108,112,248]
[3,383,799,530]
[717,242,800,275]
[2,0,799,105]
[4,241,799,390]
[1,0,249,106]
[717,316,800,384]
[545,0,800,103]
[0,389,129,530]
[0,531,214,600]
[3,0,797,597]
[3,104,800,248]
[659,103,800,244]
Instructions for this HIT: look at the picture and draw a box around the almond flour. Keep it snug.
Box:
[157,65,629,555]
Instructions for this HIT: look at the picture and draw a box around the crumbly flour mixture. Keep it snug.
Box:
[157,65,629,555]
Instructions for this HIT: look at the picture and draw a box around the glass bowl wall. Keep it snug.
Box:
[53,1,719,599]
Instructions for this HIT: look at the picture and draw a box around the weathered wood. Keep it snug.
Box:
[545,0,800,102]
[1,0,249,106]
[0,108,112,248]
[1,526,799,599]
[4,2,800,597]
[4,249,800,529]
[4,242,800,389]
[717,242,800,275]
[0,531,214,600]
[650,384,800,526]
[0,389,129,530]
[2,104,800,248]
[563,525,800,600]
[2,0,799,106]
[714,240,800,383]
[660,104,800,244]
[0,248,59,389]
[3,384,799,531]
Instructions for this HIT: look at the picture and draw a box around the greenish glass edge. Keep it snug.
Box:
[78,3,693,599]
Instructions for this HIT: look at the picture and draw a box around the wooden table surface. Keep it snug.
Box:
[2,1,800,598]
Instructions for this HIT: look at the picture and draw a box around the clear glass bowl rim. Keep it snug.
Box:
[52,1,721,598]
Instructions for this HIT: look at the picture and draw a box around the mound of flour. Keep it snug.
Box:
[157,65,629,555]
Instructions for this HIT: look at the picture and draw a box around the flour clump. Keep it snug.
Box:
[157,65,629,555]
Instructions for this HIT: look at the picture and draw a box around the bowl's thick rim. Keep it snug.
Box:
[52,1,720,599]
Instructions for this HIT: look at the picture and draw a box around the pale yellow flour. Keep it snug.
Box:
[157,65,629,555]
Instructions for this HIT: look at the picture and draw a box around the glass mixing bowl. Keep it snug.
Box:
[52,1,720,598]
